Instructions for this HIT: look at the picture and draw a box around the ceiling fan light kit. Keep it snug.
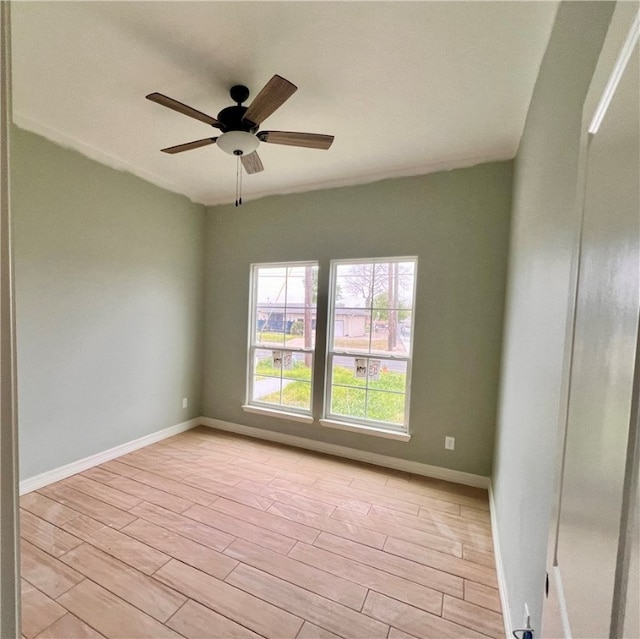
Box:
[216,130,260,156]
[146,75,334,206]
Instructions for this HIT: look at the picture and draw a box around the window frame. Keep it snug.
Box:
[323,256,417,435]
[245,261,319,420]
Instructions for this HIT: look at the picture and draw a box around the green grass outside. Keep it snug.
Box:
[256,332,297,344]
[256,358,312,381]
[257,364,405,424]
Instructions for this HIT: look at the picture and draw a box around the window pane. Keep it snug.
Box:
[331,356,366,388]
[366,390,405,425]
[285,266,309,305]
[332,309,372,352]
[249,262,317,417]
[327,257,416,431]
[397,312,412,354]
[254,349,280,375]
[252,376,281,404]
[256,267,286,305]
[331,386,366,419]
[335,263,373,308]
[282,352,313,382]
[396,261,416,307]
[255,315,286,347]
[367,360,407,390]
[281,381,312,411]
[372,261,415,310]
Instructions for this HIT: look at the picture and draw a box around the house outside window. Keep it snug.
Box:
[246,262,318,418]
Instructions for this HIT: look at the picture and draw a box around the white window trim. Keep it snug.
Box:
[246,261,318,419]
[319,418,411,441]
[242,404,314,424]
[324,256,417,435]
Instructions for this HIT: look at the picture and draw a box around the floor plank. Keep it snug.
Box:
[383,537,498,587]
[155,558,303,638]
[90,470,194,513]
[20,540,83,599]
[209,496,320,543]
[129,501,235,552]
[166,599,262,639]
[442,595,504,638]
[61,475,143,511]
[237,478,337,516]
[184,503,297,555]
[21,580,66,639]
[34,613,106,638]
[62,514,170,575]
[226,563,389,638]
[224,538,367,610]
[315,478,421,516]
[57,579,182,638]
[20,510,82,558]
[331,506,463,557]
[288,541,443,614]
[362,590,491,639]
[269,478,373,514]
[20,493,80,527]
[313,532,464,597]
[369,504,494,550]
[122,517,238,580]
[37,485,135,530]
[296,621,342,639]
[464,580,502,614]
[268,501,386,549]
[60,544,185,622]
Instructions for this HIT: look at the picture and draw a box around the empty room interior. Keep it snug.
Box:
[1,1,639,638]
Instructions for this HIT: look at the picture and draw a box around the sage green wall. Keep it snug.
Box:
[12,125,206,480]
[492,1,613,633]
[203,162,512,477]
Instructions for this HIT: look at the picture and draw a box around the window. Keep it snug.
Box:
[324,257,417,433]
[246,262,318,419]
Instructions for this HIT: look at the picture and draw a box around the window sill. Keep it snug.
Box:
[242,404,314,424]
[319,419,411,441]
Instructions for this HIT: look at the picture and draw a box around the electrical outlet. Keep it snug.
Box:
[445,436,455,450]
[182,398,188,409]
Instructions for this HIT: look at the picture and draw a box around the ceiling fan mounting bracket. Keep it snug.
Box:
[229,84,250,105]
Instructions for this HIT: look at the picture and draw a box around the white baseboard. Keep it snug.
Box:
[489,481,512,638]
[200,417,490,489]
[19,418,200,495]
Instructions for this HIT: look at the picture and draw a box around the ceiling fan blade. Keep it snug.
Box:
[146,92,221,128]
[258,131,334,150]
[241,151,264,174]
[242,75,297,126]
[161,137,218,154]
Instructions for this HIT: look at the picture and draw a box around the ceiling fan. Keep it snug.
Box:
[146,75,334,176]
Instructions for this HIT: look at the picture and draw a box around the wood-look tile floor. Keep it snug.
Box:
[20,427,503,639]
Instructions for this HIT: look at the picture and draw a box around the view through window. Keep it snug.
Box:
[325,258,417,431]
[248,262,318,415]
[247,257,416,433]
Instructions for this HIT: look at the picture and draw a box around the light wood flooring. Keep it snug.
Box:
[20,426,504,639]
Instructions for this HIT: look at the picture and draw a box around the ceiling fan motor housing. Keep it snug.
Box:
[217,86,258,133]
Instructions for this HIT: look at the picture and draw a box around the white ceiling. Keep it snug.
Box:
[11,1,559,207]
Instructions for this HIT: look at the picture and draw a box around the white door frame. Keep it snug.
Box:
[0,1,22,637]
[542,6,640,638]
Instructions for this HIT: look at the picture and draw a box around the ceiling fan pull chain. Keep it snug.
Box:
[235,155,241,207]
[239,156,243,206]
